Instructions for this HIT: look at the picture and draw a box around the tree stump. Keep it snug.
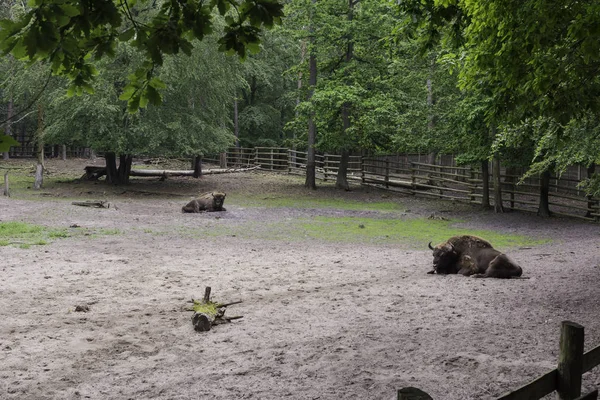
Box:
[191,287,243,332]
[82,166,107,180]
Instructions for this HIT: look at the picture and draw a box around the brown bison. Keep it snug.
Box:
[182,192,227,213]
[427,235,523,278]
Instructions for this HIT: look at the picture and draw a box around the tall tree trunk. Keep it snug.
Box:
[504,166,518,210]
[335,0,355,191]
[492,156,504,213]
[61,144,67,161]
[335,149,350,190]
[192,155,202,178]
[426,61,436,184]
[585,164,596,218]
[481,160,490,208]
[336,99,351,190]
[538,169,551,217]
[233,98,239,148]
[105,152,118,184]
[305,1,318,190]
[33,103,44,190]
[3,95,13,160]
[117,154,133,184]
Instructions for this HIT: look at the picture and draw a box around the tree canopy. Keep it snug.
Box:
[1,0,599,196]
[0,0,284,111]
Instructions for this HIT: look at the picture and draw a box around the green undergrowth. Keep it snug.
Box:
[0,221,122,248]
[297,216,550,248]
[228,194,403,212]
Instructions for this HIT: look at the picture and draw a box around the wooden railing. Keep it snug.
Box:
[398,322,600,400]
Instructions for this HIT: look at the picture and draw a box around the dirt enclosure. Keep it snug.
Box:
[1,158,600,400]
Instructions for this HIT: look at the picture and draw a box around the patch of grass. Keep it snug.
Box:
[0,221,70,247]
[168,214,549,249]
[48,230,70,238]
[230,194,403,212]
[0,163,83,197]
[2,174,33,191]
[81,228,122,239]
[97,228,121,235]
[296,216,550,248]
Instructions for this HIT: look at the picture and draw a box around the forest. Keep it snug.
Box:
[0,0,599,195]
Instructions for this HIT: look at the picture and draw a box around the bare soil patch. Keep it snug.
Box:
[1,158,599,400]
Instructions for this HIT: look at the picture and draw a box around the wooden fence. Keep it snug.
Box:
[398,321,600,400]
[203,148,600,222]
[160,147,600,222]
[205,147,289,170]
[288,149,362,182]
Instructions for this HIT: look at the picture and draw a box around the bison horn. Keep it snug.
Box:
[428,242,434,251]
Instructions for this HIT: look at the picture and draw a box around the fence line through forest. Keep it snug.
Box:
[204,148,600,222]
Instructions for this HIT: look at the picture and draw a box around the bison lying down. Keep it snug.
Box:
[182,192,226,213]
[428,235,523,278]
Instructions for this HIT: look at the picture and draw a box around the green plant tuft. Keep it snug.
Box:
[192,300,220,316]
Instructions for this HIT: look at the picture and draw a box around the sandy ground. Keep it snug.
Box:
[0,159,599,400]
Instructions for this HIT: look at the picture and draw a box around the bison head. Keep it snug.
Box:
[428,241,459,274]
[211,192,226,209]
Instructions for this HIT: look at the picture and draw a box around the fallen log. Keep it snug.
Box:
[72,200,109,208]
[130,169,194,177]
[190,287,243,332]
[130,165,260,177]
[81,165,260,180]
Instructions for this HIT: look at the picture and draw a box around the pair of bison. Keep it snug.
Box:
[427,235,523,279]
[181,195,521,279]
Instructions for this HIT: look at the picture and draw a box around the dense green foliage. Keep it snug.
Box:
[0,0,284,111]
[399,0,600,193]
[0,0,598,195]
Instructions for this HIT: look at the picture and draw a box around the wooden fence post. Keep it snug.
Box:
[361,156,365,185]
[469,167,475,203]
[557,321,584,400]
[385,159,390,188]
[410,162,416,194]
